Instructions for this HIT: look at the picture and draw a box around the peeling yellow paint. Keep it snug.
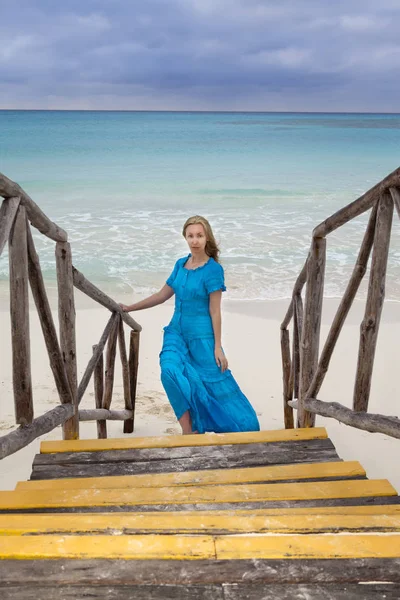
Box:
[40,427,328,454]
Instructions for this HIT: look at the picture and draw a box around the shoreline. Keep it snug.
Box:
[0,294,399,494]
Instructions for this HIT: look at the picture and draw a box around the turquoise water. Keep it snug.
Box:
[1,111,400,300]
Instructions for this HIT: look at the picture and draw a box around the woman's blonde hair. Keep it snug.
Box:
[182,215,220,262]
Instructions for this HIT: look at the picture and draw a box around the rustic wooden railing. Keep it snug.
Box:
[0,172,142,459]
[281,166,400,439]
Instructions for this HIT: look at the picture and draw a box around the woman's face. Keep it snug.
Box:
[185,223,207,254]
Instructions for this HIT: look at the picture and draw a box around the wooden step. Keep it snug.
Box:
[0,533,399,560]
[30,437,340,480]
[0,479,396,511]
[39,427,328,454]
[1,507,400,535]
[17,461,366,491]
[0,582,398,599]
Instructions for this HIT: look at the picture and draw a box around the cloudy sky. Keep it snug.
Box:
[1,0,400,111]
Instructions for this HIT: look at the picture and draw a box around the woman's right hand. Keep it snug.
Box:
[119,303,130,312]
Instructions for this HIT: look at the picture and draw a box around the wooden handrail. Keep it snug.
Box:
[0,174,143,458]
[281,170,400,439]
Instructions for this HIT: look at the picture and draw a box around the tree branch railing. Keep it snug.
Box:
[0,172,142,460]
[281,166,400,439]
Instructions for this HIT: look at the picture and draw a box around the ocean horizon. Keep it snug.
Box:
[1,110,400,302]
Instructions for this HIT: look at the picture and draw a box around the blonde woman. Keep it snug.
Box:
[120,216,259,435]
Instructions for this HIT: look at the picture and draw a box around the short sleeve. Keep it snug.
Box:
[166,259,180,287]
[205,262,227,294]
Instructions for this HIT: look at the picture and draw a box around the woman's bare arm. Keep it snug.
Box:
[120,284,174,312]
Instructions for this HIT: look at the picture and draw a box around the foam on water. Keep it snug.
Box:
[1,111,400,301]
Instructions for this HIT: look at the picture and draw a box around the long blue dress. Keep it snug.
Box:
[160,254,260,434]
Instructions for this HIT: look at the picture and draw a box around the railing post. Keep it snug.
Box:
[9,205,33,425]
[353,192,393,412]
[93,345,106,439]
[56,242,79,439]
[128,330,140,432]
[298,237,326,428]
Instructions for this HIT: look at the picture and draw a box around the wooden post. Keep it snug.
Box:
[9,205,33,425]
[102,315,120,411]
[292,294,303,400]
[118,319,133,434]
[307,203,378,400]
[353,192,393,412]
[93,345,106,439]
[298,237,326,428]
[26,225,73,406]
[77,312,119,403]
[128,330,140,431]
[280,328,293,429]
[389,186,400,220]
[0,197,20,257]
[56,242,79,440]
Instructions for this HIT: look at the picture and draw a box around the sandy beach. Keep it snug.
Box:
[0,290,399,493]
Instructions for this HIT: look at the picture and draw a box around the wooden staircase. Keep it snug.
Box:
[0,427,399,599]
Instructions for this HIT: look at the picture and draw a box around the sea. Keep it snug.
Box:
[1,110,400,302]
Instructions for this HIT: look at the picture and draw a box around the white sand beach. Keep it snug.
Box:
[0,290,399,493]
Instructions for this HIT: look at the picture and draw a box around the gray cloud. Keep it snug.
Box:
[1,0,400,110]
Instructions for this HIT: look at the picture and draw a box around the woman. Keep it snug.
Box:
[120,215,259,435]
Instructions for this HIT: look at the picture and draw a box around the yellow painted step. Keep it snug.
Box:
[1,510,400,536]
[215,533,400,560]
[16,461,365,491]
[0,479,396,510]
[40,427,328,454]
[1,533,400,560]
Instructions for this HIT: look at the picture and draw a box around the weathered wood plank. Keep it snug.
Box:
[118,320,133,433]
[26,226,73,407]
[30,439,341,480]
[303,398,400,439]
[0,172,68,241]
[40,427,329,454]
[0,197,20,256]
[1,557,399,584]
[0,533,399,560]
[0,584,224,600]
[223,583,400,600]
[0,405,74,461]
[0,479,395,511]
[79,409,134,422]
[56,241,79,440]
[280,328,293,428]
[102,314,119,411]
[8,495,399,514]
[127,329,140,433]
[72,267,141,331]
[19,460,366,491]
[353,192,394,411]
[77,312,119,404]
[313,164,400,238]
[2,510,400,536]
[298,237,326,428]
[33,438,339,467]
[1,583,399,600]
[307,202,378,399]
[93,344,106,439]
[9,205,33,425]
[292,293,303,399]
